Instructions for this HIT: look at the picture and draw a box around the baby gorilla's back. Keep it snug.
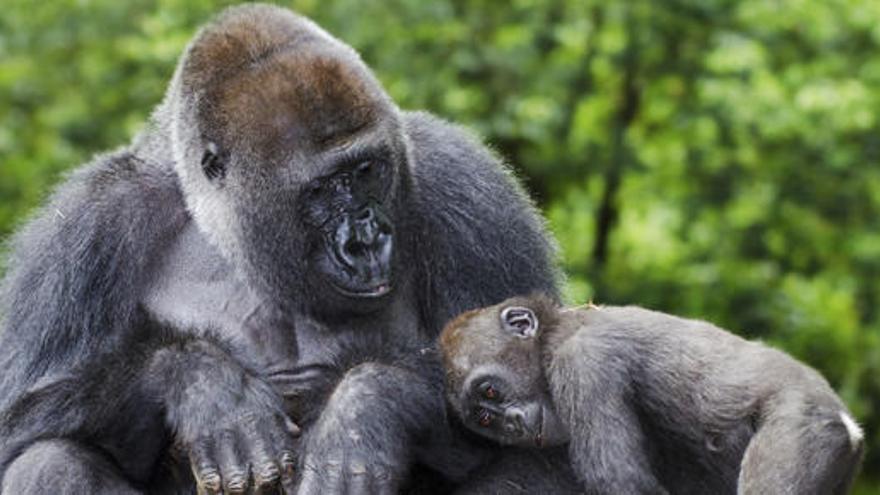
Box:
[549,305,863,494]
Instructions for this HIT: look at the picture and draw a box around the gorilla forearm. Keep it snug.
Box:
[297,361,445,493]
[0,331,297,494]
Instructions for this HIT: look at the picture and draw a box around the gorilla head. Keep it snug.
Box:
[439,295,568,448]
[166,5,411,316]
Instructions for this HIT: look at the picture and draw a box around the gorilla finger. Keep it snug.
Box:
[321,460,344,495]
[374,480,396,495]
[278,451,297,494]
[284,416,301,437]
[195,482,218,495]
[347,460,370,495]
[245,421,281,492]
[190,440,222,494]
[373,468,397,495]
[217,430,250,494]
[280,475,297,495]
[271,416,300,457]
[252,460,281,494]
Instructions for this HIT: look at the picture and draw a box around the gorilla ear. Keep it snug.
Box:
[201,141,226,182]
[500,306,539,339]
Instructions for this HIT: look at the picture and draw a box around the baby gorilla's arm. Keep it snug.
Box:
[549,343,667,494]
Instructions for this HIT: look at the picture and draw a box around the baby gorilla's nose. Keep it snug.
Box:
[503,408,527,437]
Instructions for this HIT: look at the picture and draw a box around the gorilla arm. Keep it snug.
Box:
[0,326,299,494]
[0,150,181,492]
[548,338,667,494]
[0,151,185,406]
[0,152,297,494]
[296,343,448,494]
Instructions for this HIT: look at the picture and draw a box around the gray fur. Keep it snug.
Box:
[441,297,865,495]
[0,4,571,494]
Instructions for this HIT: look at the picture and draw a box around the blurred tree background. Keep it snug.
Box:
[1,0,879,490]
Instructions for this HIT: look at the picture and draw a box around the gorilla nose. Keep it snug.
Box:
[504,408,527,437]
[334,206,393,280]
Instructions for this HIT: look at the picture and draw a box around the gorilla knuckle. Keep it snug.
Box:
[348,460,369,476]
[255,461,281,486]
[224,473,249,494]
[197,469,222,491]
[279,451,297,470]
[372,466,394,482]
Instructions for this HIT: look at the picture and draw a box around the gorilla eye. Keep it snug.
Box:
[477,408,494,428]
[485,385,498,399]
[355,161,386,185]
[355,161,374,176]
[305,179,323,196]
[201,142,226,181]
[482,383,499,401]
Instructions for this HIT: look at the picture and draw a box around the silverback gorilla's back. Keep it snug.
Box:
[0,4,579,494]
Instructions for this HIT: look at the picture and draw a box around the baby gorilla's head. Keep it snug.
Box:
[439,295,568,448]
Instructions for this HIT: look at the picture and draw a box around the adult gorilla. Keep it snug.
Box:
[0,4,577,494]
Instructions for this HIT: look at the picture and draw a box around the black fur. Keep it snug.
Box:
[0,4,573,494]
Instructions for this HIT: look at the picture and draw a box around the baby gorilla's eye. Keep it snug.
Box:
[477,408,493,427]
[484,385,498,400]
[479,382,501,401]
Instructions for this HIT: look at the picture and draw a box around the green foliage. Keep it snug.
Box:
[1,0,878,489]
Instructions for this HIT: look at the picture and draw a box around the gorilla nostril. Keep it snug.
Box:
[505,409,526,436]
[344,240,368,258]
[355,208,373,222]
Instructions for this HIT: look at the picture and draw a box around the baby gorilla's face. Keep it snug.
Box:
[461,368,568,448]
[440,299,569,448]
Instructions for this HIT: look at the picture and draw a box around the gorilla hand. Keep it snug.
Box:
[148,339,301,494]
[186,409,300,495]
[296,363,432,495]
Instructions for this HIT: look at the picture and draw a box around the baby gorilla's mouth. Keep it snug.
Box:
[535,405,545,447]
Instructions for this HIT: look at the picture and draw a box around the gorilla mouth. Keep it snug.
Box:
[332,281,392,298]
[325,204,394,299]
[535,406,545,448]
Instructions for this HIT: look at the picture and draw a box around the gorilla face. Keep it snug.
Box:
[297,144,399,300]
[440,298,570,448]
[173,36,408,316]
[460,368,567,448]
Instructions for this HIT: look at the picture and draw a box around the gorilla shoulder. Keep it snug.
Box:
[404,111,526,206]
[401,111,560,332]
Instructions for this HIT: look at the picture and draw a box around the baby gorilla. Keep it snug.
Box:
[440,295,864,495]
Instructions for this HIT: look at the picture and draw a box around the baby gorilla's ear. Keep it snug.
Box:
[500,306,539,339]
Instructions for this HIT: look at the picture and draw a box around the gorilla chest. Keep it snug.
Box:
[141,222,418,421]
